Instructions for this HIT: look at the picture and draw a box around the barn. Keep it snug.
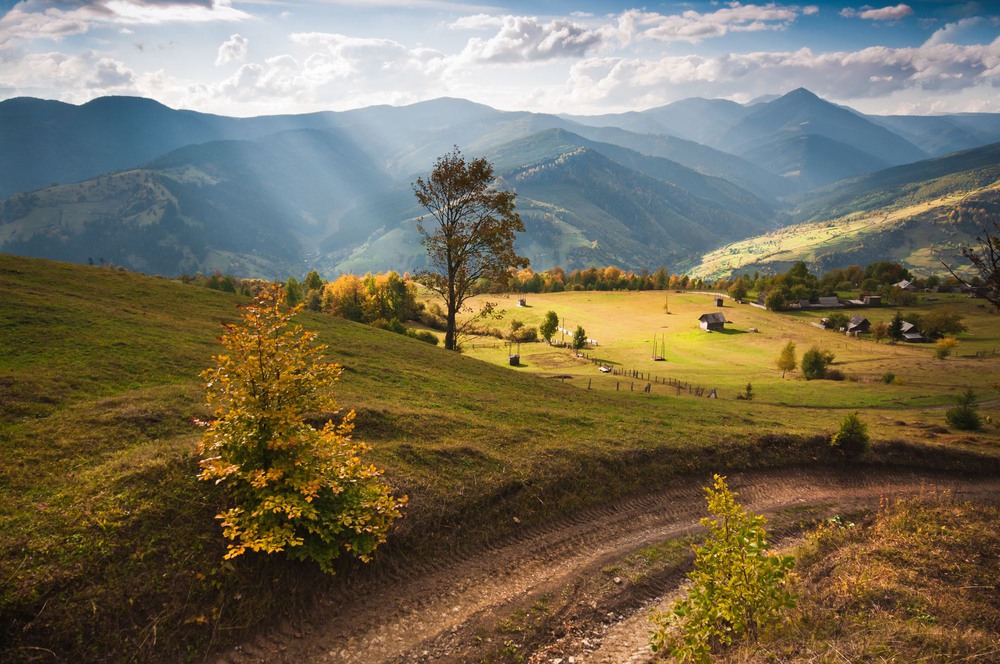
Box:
[699,312,727,332]
[847,315,870,334]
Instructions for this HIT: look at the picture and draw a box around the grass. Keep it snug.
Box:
[457,289,1000,439]
[720,497,1000,663]
[2,254,999,662]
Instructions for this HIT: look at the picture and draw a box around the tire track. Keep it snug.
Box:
[213,467,1000,664]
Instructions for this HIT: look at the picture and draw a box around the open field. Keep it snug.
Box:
[2,254,999,662]
[459,289,1000,441]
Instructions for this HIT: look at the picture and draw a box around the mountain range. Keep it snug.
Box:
[1,89,999,279]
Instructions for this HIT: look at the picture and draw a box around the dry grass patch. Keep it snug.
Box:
[721,497,1000,663]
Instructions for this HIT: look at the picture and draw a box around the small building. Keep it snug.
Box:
[900,321,925,342]
[715,296,724,307]
[847,315,870,334]
[862,295,882,307]
[699,312,727,332]
[818,296,842,308]
[894,280,916,291]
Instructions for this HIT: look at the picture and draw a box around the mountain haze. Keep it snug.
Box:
[1,90,999,278]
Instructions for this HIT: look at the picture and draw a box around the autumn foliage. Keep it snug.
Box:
[197,284,404,573]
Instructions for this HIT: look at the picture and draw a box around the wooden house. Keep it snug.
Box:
[699,312,727,332]
[901,321,925,342]
[847,315,870,334]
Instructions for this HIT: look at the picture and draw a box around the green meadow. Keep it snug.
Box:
[461,289,1000,439]
[1,254,998,662]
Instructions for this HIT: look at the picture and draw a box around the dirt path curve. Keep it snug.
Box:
[214,467,1000,664]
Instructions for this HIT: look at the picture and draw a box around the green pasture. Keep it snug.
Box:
[458,289,1000,431]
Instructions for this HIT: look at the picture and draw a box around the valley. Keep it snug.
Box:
[1,255,998,662]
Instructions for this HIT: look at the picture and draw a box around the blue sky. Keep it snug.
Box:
[0,1,998,116]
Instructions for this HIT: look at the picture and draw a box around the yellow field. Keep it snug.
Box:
[450,289,1000,442]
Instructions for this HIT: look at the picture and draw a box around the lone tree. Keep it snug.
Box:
[540,310,559,345]
[776,340,796,378]
[197,284,404,573]
[413,147,528,350]
[945,220,1000,313]
[572,325,588,351]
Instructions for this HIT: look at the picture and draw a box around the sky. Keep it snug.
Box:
[0,1,998,117]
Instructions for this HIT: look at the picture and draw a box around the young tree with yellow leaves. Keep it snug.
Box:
[197,284,404,573]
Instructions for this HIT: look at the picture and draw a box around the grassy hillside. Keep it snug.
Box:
[792,141,1000,223]
[2,255,998,662]
[687,180,999,280]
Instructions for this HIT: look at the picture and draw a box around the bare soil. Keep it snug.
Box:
[213,467,1000,664]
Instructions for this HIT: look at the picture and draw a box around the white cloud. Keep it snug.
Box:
[802,6,819,16]
[841,4,914,21]
[191,32,451,112]
[215,33,248,65]
[554,36,1000,113]
[87,56,137,87]
[456,15,605,64]
[624,3,803,44]
[924,17,982,47]
[0,0,251,48]
[449,14,504,30]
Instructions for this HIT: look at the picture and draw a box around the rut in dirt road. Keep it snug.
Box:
[215,467,1000,664]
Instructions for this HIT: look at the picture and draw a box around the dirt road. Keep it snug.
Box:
[215,467,1000,664]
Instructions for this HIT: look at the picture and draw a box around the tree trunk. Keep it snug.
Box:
[445,301,458,351]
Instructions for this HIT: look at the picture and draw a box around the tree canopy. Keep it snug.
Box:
[413,147,528,350]
[197,285,404,572]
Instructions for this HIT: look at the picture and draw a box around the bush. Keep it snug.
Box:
[831,412,869,457]
[418,303,447,330]
[881,371,896,384]
[825,368,845,381]
[406,329,439,345]
[825,312,849,331]
[197,285,405,573]
[650,475,795,661]
[935,337,958,360]
[801,347,830,380]
[946,389,982,431]
[735,382,754,401]
[511,325,538,343]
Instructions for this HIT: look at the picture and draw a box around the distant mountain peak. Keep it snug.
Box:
[782,87,820,100]
[81,95,173,110]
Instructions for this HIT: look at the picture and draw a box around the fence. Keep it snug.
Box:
[576,351,715,397]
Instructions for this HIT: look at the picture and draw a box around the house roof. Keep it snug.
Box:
[699,312,726,324]
[900,321,918,333]
[849,315,869,326]
[818,296,841,307]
